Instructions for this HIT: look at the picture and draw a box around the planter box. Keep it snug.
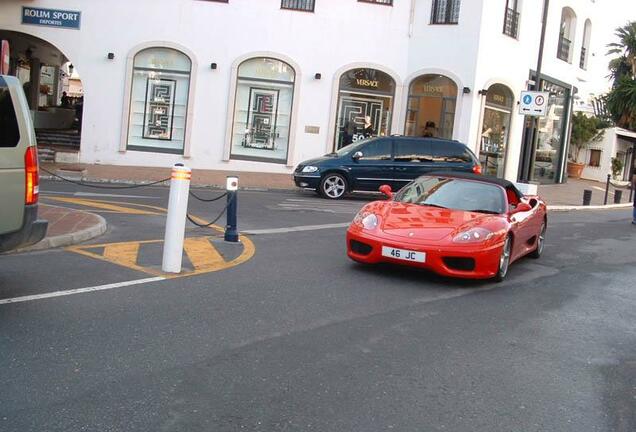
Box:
[567,161,585,179]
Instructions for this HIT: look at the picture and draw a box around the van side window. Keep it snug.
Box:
[431,141,472,163]
[0,83,20,148]
[359,139,392,161]
[394,139,432,163]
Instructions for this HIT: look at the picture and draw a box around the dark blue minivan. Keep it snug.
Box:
[293,136,481,199]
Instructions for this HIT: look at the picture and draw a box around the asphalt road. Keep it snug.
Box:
[0,179,635,431]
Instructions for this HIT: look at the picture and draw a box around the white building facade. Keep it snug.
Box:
[0,0,600,184]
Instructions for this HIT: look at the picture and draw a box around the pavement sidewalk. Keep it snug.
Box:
[42,162,635,208]
[10,204,107,253]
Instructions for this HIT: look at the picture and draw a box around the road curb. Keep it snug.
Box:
[548,203,633,212]
[10,212,108,254]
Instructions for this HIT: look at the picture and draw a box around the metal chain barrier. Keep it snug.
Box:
[186,194,234,228]
[189,190,227,202]
[41,167,170,190]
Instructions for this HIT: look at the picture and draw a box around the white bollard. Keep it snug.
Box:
[162,164,191,273]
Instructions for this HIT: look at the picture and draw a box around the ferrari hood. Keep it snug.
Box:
[378,202,498,241]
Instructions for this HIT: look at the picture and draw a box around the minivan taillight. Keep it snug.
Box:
[25,146,39,205]
[472,164,482,175]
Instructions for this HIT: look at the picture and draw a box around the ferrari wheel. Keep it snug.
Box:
[529,223,546,259]
[320,174,347,199]
[495,236,512,282]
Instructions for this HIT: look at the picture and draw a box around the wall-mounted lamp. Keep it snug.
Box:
[107,52,115,60]
[314,73,321,80]
[478,89,488,96]
[68,64,74,74]
[462,87,471,94]
[210,62,217,70]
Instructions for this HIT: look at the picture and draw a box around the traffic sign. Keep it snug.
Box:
[519,91,549,117]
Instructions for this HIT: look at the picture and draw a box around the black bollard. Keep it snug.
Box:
[604,174,611,205]
[224,176,239,242]
[583,189,592,206]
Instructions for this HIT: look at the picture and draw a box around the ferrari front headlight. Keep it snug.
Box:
[453,227,493,243]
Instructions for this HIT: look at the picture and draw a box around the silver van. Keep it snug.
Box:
[0,75,47,252]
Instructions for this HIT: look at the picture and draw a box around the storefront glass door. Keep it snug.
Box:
[531,81,569,184]
[404,74,458,139]
[479,84,513,178]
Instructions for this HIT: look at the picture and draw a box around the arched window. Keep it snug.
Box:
[230,57,295,163]
[580,19,592,70]
[126,47,192,153]
[479,84,514,177]
[557,7,577,63]
[405,74,458,139]
[334,68,396,150]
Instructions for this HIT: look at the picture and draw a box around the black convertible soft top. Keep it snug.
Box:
[425,172,525,199]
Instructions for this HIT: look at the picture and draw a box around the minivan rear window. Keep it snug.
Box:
[0,81,20,148]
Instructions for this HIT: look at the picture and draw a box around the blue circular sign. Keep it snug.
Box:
[523,94,533,105]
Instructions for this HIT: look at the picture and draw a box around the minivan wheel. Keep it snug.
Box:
[320,174,347,199]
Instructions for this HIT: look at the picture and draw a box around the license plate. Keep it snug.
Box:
[381,246,426,263]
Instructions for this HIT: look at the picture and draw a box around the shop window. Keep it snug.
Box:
[431,0,461,24]
[589,149,601,167]
[503,0,520,38]
[230,57,295,163]
[404,74,457,140]
[281,0,315,12]
[126,47,192,154]
[334,68,395,150]
[557,7,577,63]
[480,83,513,177]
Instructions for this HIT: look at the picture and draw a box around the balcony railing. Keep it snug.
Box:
[579,46,587,70]
[503,7,519,38]
[557,35,571,62]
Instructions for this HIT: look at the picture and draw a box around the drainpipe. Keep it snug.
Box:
[408,0,416,37]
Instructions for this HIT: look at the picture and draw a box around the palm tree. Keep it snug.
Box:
[607,56,632,83]
[607,21,636,78]
[606,21,636,130]
[606,75,636,130]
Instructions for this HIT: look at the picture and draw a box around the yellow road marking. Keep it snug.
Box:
[104,242,141,268]
[183,237,225,271]
[44,197,162,215]
[57,197,255,277]
[66,234,255,279]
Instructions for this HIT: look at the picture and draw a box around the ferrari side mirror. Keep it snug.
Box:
[379,184,393,199]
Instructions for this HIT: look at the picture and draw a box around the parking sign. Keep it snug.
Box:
[519,91,549,116]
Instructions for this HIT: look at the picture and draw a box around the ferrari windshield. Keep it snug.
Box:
[394,177,506,214]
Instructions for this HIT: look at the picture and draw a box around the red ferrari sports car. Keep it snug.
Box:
[346,173,547,281]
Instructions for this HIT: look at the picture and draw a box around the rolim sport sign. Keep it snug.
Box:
[22,7,81,30]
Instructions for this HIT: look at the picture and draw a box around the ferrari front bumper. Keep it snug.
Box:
[346,228,505,280]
